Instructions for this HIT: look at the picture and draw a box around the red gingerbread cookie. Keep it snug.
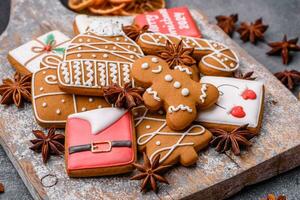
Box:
[131,56,219,130]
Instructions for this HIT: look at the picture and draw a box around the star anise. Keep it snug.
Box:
[131,152,171,193]
[158,40,196,69]
[267,35,300,65]
[0,72,31,107]
[215,14,238,37]
[210,124,256,156]
[237,18,268,44]
[274,70,300,90]
[261,194,286,200]
[233,70,257,80]
[29,128,65,164]
[103,83,144,109]
[122,24,150,41]
[0,182,4,193]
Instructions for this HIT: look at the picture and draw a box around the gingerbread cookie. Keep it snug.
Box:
[136,32,239,77]
[66,107,136,177]
[8,30,70,75]
[196,76,264,133]
[56,32,144,96]
[131,56,219,130]
[73,14,134,35]
[32,65,109,128]
[133,106,212,166]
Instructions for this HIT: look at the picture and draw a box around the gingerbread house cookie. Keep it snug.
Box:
[65,108,136,177]
[196,76,265,133]
[56,32,144,96]
[133,106,212,166]
[8,30,70,75]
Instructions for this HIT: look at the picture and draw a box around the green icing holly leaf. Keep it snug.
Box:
[53,47,65,54]
[45,34,55,45]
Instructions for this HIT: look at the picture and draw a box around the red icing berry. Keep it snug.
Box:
[242,89,257,100]
[230,106,246,118]
[43,45,52,52]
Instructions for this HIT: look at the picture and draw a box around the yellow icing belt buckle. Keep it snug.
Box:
[91,141,112,153]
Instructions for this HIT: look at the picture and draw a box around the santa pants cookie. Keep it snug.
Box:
[196,76,264,134]
[65,108,136,177]
[7,30,70,75]
[32,67,109,128]
[133,106,212,166]
[56,32,144,96]
[137,32,239,77]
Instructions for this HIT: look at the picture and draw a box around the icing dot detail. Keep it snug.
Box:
[78,47,82,50]
[77,54,81,58]
[42,102,47,108]
[39,87,44,91]
[87,39,91,42]
[113,47,117,50]
[173,81,181,88]
[105,45,108,49]
[141,63,149,69]
[156,141,161,146]
[103,54,108,58]
[82,107,87,112]
[116,37,120,41]
[151,57,159,63]
[56,109,61,115]
[42,71,46,74]
[146,125,151,129]
[78,39,83,42]
[181,88,190,96]
[98,105,102,109]
[164,74,173,82]
[130,55,134,59]
[61,99,65,103]
[89,98,94,102]
[92,54,96,58]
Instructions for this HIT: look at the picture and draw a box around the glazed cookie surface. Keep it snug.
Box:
[57,32,144,96]
[8,30,70,75]
[131,56,219,130]
[196,76,264,133]
[137,32,239,77]
[133,106,212,166]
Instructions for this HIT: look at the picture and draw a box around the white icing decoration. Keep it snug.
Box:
[103,53,109,58]
[199,84,207,103]
[45,75,57,85]
[56,109,61,115]
[142,63,149,69]
[98,62,106,86]
[139,33,239,72]
[79,39,83,42]
[92,54,96,58]
[164,74,173,82]
[89,98,94,102]
[77,54,81,58]
[197,76,264,128]
[61,62,70,84]
[98,105,102,109]
[61,99,65,103]
[151,65,162,74]
[173,81,181,88]
[168,104,193,113]
[39,87,44,91]
[73,61,81,85]
[146,87,161,101]
[84,61,94,86]
[68,107,127,135]
[151,57,159,63]
[109,63,118,84]
[174,65,192,75]
[181,88,190,96]
[82,107,87,111]
[146,125,151,129]
[122,64,130,83]
[134,106,206,164]
[42,102,47,108]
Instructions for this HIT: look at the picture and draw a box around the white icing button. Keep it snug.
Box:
[89,98,94,102]
[173,81,181,88]
[56,109,61,115]
[141,63,149,69]
[103,54,108,58]
[156,141,161,146]
[98,105,102,109]
[39,87,44,91]
[61,99,65,103]
[116,37,120,41]
[146,125,151,129]
[77,54,81,58]
[151,57,159,63]
[158,110,164,115]
[224,57,228,61]
[92,54,96,58]
[42,102,47,108]
[181,88,190,96]
[164,74,173,82]
[82,107,87,112]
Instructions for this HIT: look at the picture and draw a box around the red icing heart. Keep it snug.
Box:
[241,89,257,100]
[230,106,246,118]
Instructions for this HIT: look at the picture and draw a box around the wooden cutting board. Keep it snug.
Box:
[0,0,299,199]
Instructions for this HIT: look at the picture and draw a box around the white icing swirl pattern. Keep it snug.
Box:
[146,87,161,101]
[84,61,94,86]
[168,104,193,113]
[174,65,192,75]
[199,84,207,103]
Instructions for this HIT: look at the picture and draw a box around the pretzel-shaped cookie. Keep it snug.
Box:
[136,32,240,77]
[131,56,219,130]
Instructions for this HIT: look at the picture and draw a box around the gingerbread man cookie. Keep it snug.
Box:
[131,56,219,130]
[137,32,240,77]
[133,106,212,166]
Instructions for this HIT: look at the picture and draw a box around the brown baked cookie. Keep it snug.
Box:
[57,32,144,96]
[131,56,219,130]
[32,65,109,128]
[136,32,240,77]
[133,106,212,166]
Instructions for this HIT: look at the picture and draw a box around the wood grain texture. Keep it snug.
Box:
[0,0,299,200]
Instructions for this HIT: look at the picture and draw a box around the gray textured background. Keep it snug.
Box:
[0,0,299,199]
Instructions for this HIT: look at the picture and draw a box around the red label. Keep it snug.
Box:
[134,7,202,38]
